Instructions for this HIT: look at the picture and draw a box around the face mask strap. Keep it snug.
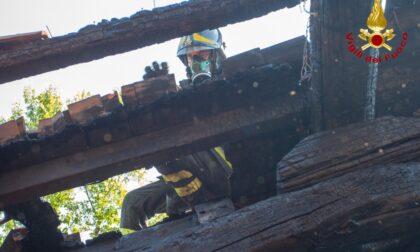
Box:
[210,50,223,77]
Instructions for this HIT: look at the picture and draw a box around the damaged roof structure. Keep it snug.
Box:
[1,0,420,251]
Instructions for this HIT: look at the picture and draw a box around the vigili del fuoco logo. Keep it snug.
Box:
[346,0,408,63]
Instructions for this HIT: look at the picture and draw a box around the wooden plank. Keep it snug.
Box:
[71,216,197,252]
[121,74,177,109]
[0,0,299,84]
[0,31,48,45]
[221,48,265,78]
[100,91,121,112]
[260,35,306,67]
[277,116,420,193]
[97,163,420,252]
[310,0,372,130]
[222,36,306,79]
[67,95,104,125]
[37,112,69,137]
[0,117,25,145]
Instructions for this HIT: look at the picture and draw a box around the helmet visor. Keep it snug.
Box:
[187,50,211,64]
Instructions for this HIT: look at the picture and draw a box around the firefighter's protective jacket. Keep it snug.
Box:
[156,147,232,205]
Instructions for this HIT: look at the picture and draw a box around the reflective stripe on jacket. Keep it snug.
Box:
[157,147,232,204]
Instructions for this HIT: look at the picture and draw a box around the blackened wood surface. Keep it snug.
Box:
[310,1,420,131]
[277,116,420,193]
[224,36,309,207]
[222,36,306,79]
[90,163,420,252]
[376,2,420,118]
[0,0,299,84]
[308,0,322,133]
[227,113,309,208]
[0,34,305,171]
[0,63,307,208]
[310,0,373,130]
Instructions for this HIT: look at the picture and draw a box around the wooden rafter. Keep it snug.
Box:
[0,0,299,84]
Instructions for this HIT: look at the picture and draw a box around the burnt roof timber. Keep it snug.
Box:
[0,36,306,170]
[75,117,420,252]
[1,24,420,207]
[0,93,309,209]
[0,0,299,84]
[0,56,309,208]
[75,162,420,251]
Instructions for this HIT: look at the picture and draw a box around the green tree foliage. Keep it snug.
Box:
[0,86,145,243]
[9,102,24,121]
[22,86,63,129]
[66,90,92,104]
[146,213,168,227]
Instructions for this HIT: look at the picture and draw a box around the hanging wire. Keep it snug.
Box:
[299,20,313,85]
[298,0,318,85]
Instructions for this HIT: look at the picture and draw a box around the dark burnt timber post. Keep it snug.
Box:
[308,1,420,125]
[310,0,373,131]
[376,2,420,118]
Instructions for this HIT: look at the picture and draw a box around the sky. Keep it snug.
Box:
[0,0,310,120]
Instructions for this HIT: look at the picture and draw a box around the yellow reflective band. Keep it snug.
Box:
[193,33,218,46]
[162,170,193,183]
[174,177,202,197]
[214,147,233,170]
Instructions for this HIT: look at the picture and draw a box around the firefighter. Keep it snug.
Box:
[120,29,232,231]
[177,28,226,86]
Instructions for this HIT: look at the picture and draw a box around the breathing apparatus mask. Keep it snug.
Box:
[187,49,214,84]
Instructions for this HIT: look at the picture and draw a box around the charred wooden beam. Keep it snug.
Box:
[91,163,420,252]
[277,116,420,193]
[0,31,48,47]
[310,0,373,131]
[0,0,299,84]
[0,62,307,208]
[376,3,420,118]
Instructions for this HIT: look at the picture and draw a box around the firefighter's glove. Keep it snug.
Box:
[143,61,169,80]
